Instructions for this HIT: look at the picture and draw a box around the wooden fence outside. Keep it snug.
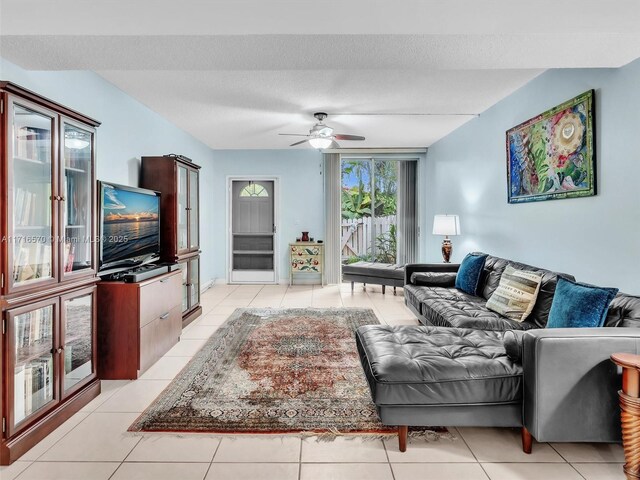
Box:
[341,215,396,259]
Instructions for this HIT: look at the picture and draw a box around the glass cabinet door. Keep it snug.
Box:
[188,257,200,309]
[10,301,57,433]
[61,121,95,278]
[188,169,199,250]
[178,261,188,313]
[62,289,95,395]
[177,165,189,253]
[10,101,57,291]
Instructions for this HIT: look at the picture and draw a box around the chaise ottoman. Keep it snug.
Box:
[355,324,524,452]
[342,262,405,294]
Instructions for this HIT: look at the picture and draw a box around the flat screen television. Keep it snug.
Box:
[98,181,161,272]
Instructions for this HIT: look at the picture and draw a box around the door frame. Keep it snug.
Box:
[226,175,280,284]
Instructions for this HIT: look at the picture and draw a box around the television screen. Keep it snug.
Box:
[99,182,160,270]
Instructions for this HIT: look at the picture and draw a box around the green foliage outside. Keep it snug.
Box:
[341,160,398,264]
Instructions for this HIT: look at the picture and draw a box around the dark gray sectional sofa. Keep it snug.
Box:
[356,253,640,453]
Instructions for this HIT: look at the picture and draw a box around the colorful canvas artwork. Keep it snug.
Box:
[506,90,595,203]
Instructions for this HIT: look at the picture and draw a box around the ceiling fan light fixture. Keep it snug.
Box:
[308,137,333,149]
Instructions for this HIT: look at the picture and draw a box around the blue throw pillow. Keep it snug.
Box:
[455,253,488,295]
[546,278,619,328]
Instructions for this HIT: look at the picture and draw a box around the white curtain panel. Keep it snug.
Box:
[323,153,342,284]
[397,160,417,265]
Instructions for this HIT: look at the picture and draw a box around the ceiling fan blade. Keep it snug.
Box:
[334,134,365,141]
[279,133,309,137]
[289,139,309,147]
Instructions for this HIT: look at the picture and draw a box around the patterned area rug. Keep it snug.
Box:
[129,308,442,438]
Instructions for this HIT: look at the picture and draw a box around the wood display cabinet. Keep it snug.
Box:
[0,82,101,464]
[140,155,202,327]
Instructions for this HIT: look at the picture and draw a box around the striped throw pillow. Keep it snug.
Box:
[486,265,543,322]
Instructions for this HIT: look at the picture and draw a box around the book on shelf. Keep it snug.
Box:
[16,307,52,349]
[15,126,51,162]
[14,185,49,227]
[14,366,26,423]
[64,243,75,273]
[13,242,52,283]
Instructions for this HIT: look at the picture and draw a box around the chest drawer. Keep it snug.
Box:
[290,245,322,256]
[139,271,182,327]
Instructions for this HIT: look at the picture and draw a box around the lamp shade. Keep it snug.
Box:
[308,137,332,149]
[433,214,460,236]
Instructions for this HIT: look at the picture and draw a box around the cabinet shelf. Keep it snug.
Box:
[64,166,87,174]
[13,156,48,166]
[233,233,274,236]
[233,250,274,255]
[15,225,49,230]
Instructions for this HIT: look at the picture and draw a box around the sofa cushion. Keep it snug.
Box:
[418,286,535,331]
[486,266,543,322]
[411,272,457,287]
[455,253,487,295]
[477,253,575,328]
[547,278,619,328]
[605,293,640,328]
[403,284,428,315]
[355,325,523,406]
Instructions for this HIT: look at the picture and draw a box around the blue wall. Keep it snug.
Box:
[0,58,218,284]
[425,59,640,293]
[210,149,324,282]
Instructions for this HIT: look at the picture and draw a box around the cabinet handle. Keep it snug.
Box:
[159,312,170,320]
[160,278,169,283]
[59,196,66,202]
[52,347,64,354]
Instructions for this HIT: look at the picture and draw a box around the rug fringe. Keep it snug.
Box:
[124,429,455,443]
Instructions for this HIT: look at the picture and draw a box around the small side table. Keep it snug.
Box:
[290,242,324,285]
[611,353,640,480]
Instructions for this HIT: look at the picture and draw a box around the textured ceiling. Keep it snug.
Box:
[1,0,639,149]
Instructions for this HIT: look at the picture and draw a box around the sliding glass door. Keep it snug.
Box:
[341,159,400,264]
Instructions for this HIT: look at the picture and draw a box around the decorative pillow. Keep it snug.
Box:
[486,265,543,322]
[411,272,457,287]
[454,253,488,295]
[546,278,619,328]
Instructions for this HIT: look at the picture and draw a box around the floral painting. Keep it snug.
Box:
[506,90,595,203]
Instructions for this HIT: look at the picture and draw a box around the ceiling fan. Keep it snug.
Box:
[279,112,365,149]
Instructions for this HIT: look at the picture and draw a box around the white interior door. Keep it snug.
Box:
[229,179,277,283]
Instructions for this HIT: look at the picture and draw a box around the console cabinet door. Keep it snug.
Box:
[6,97,59,294]
[60,287,97,398]
[6,299,59,437]
[178,261,188,313]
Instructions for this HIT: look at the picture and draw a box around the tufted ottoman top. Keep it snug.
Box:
[355,325,522,407]
[342,262,405,279]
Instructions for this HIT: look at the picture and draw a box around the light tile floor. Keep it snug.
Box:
[1,283,625,480]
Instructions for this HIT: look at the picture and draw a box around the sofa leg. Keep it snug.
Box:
[521,427,533,454]
[351,281,354,292]
[382,285,386,294]
[393,286,397,295]
[398,425,408,452]
[363,283,366,291]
